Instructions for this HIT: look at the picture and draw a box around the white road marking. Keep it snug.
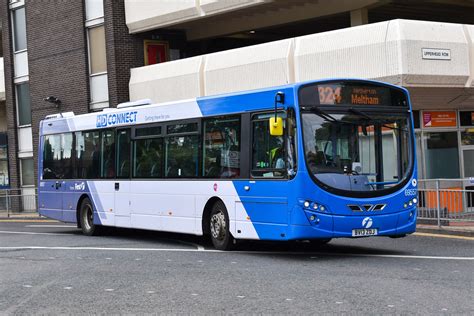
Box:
[0,230,65,236]
[22,285,32,288]
[191,293,198,296]
[24,225,77,228]
[237,296,245,298]
[147,291,155,294]
[63,287,72,290]
[0,246,473,261]
[105,289,114,292]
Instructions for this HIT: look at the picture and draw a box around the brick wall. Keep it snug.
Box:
[1,0,20,190]
[25,0,91,184]
[104,0,143,107]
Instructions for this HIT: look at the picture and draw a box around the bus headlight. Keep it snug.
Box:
[304,201,310,208]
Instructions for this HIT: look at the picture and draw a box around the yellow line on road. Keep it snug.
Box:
[414,232,474,241]
[0,219,58,223]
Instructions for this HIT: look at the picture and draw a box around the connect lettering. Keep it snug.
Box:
[96,111,138,127]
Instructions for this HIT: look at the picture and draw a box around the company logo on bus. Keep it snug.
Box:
[96,111,138,128]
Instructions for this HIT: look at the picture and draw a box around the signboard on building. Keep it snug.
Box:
[422,48,451,60]
[423,111,457,128]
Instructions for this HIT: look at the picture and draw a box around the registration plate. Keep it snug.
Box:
[352,228,378,237]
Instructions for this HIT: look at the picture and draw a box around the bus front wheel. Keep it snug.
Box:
[79,197,103,236]
[209,201,234,251]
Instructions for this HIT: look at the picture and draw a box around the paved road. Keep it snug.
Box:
[0,220,473,314]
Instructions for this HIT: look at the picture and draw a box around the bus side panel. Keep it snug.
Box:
[233,180,290,241]
[87,181,115,227]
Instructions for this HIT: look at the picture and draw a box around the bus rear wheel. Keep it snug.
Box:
[209,201,234,251]
[79,197,103,236]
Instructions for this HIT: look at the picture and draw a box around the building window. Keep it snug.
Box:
[12,7,27,52]
[16,82,31,126]
[0,134,9,188]
[20,158,34,186]
[460,111,474,127]
[88,25,107,75]
[85,0,104,22]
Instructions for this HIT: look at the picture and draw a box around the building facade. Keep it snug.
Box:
[1,0,474,211]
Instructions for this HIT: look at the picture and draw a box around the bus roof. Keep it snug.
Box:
[39,78,408,135]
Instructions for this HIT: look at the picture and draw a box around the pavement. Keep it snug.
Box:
[1,211,473,237]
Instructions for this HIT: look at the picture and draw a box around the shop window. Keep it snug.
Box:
[16,82,31,126]
[412,110,420,129]
[423,132,460,179]
[460,111,474,127]
[203,116,241,178]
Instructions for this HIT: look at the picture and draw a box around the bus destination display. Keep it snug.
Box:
[314,84,392,106]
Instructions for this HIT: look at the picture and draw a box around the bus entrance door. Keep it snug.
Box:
[114,181,131,227]
[39,179,65,221]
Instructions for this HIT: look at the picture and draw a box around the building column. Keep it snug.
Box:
[350,8,368,26]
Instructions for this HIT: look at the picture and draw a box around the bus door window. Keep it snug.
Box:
[101,130,115,178]
[203,115,241,178]
[117,129,131,178]
[251,112,286,178]
[286,109,297,178]
[42,133,73,179]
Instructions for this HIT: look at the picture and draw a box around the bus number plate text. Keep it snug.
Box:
[352,228,378,237]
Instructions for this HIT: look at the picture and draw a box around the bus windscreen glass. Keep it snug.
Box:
[299,81,413,197]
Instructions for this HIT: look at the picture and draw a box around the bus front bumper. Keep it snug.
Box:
[287,207,417,240]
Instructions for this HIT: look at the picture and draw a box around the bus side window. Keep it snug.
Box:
[117,129,131,178]
[133,138,163,178]
[75,131,100,179]
[202,115,241,179]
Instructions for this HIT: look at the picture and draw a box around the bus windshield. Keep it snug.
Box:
[299,82,413,195]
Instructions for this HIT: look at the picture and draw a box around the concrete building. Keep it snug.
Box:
[1,0,474,211]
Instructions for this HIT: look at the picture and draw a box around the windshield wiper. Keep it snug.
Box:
[348,108,372,120]
[302,106,338,123]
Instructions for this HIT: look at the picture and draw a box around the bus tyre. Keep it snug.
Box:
[209,201,234,251]
[79,197,103,236]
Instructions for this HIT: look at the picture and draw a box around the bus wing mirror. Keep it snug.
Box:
[269,117,283,136]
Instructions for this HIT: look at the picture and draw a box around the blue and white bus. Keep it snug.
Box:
[38,79,417,250]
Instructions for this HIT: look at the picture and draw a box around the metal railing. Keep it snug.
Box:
[0,188,37,217]
[418,179,474,227]
[1,180,473,227]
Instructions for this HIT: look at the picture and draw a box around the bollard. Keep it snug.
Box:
[436,180,441,228]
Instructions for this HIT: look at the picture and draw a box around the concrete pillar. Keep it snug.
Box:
[350,8,368,26]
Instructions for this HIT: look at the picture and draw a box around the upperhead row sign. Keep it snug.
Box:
[422,48,451,60]
[96,111,138,128]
